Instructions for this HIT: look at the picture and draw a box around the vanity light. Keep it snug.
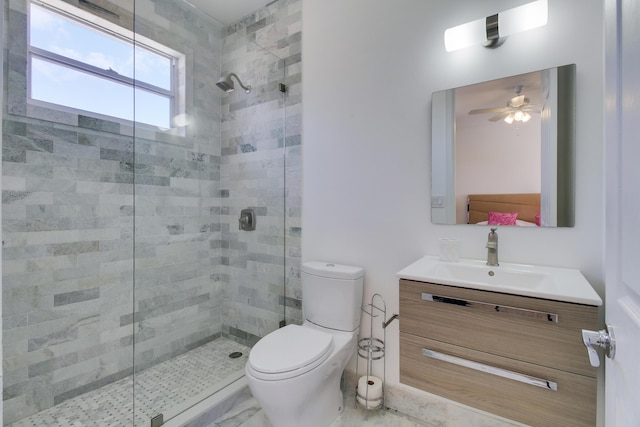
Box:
[444,0,548,52]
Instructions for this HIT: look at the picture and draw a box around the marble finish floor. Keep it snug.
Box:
[8,338,249,427]
[208,393,432,427]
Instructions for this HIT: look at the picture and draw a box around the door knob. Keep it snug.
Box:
[581,324,615,367]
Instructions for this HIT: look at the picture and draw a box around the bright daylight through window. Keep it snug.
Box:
[29,1,181,129]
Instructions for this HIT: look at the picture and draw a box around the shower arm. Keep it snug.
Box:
[228,73,252,93]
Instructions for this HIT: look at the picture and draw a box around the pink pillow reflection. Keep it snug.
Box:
[488,212,518,226]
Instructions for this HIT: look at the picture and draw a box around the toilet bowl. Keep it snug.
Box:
[245,262,364,427]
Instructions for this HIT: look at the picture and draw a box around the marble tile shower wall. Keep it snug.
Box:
[219,0,302,344]
[1,0,229,423]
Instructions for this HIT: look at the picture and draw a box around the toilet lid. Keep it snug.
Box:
[249,325,333,375]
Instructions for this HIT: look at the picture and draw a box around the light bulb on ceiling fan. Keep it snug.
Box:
[514,110,524,121]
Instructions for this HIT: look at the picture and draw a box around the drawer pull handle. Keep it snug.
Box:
[421,292,559,323]
[421,348,558,391]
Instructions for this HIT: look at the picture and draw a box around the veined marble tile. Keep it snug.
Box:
[2,176,27,191]
[446,404,529,427]
[209,394,434,427]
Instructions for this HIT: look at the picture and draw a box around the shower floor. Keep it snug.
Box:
[8,338,250,427]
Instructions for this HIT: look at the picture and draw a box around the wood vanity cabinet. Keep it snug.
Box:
[399,279,599,427]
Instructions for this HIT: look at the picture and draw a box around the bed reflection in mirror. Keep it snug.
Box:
[431,64,575,227]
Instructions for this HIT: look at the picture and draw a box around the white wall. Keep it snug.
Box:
[302,0,604,388]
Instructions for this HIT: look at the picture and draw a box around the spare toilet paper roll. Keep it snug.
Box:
[356,375,383,409]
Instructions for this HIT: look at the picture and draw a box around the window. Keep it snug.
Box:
[28,1,182,129]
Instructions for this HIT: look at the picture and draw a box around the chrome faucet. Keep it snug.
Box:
[486,227,499,266]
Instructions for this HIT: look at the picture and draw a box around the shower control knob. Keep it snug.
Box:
[239,208,256,231]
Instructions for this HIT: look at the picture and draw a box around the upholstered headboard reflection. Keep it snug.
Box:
[467,193,541,225]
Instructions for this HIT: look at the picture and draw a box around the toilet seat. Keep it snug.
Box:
[248,325,334,380]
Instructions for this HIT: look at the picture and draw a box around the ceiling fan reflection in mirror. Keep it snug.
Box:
[468,85,540,124]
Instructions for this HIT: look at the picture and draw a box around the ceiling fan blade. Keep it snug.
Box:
[469,107,507,115]
[521,105,541,113]
[489,112,511,122]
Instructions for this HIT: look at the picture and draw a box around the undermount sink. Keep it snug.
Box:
[398,256,602,305]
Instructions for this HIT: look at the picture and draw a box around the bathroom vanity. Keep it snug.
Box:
[398,256,602,427]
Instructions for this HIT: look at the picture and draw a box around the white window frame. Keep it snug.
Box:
[27,0,185,131]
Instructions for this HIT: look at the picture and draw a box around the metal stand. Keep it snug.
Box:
[354,294,398,418]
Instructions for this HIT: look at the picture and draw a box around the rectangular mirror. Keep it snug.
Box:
[431,64,576,227]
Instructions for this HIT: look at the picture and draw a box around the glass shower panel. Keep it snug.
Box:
[2,0,136,425]
[131,1,286,424]
[219,23,289,351]
[1,0,292,424]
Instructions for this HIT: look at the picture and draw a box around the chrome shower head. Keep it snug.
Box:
[215,75,234,92]
[216,73,251,94]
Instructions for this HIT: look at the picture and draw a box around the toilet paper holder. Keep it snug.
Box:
[355,294,397,416]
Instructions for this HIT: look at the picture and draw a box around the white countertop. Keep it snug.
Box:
[398,255,602,306]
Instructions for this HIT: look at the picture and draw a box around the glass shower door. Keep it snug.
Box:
[131,1,287,424]
[2,1,137,425]
[0,0,293,424]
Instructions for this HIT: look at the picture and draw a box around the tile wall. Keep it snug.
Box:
[1,0,302,423]
[219,0,302,343]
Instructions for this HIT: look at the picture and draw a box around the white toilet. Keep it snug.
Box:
[245,261,364,427]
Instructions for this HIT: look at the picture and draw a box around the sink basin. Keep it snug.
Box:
[433,262,550,289]
[398,256,602,305]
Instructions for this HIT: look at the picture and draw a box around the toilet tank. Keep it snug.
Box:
[301,261,364,332]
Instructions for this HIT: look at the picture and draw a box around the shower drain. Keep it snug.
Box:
[228,351,243,359]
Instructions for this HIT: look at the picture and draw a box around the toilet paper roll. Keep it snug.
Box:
[356,376,383,409]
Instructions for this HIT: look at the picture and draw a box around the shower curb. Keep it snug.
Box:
[163,376,250,427]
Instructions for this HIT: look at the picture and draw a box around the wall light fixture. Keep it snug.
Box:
[444,0,548,52]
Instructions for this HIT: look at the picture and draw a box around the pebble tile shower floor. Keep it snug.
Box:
[8,338,249,427]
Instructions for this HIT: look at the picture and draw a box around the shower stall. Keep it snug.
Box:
[1,0,302,425]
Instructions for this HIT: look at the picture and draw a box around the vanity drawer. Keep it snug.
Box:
[400,333,597,427]
[399,279,598,377]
